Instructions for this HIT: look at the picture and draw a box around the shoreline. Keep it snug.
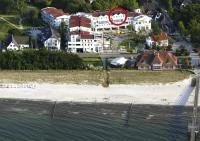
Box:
[0,77,195,106]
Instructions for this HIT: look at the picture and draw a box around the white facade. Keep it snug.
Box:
[41,7,152,33]
[41,7,70,28]
[68,33,110,53]
[132,15,152,32]
[146,36,169,47]
[70,26,92,33]
[91,13,132,31]
[20,44,30,49]
[44,37,61,50]
[7,42,19,50]
[91,9,151,32]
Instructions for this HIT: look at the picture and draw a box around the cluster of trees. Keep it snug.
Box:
[173,3,200,48]
[175,47,189,56]
[160,0,173,13]
[33,0,139,13]
[0,49,85,70]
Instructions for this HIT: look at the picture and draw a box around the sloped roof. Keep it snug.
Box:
[80,34,94,39]
[70,31,90,35]
[40,28,60,42]
[69,16,91,28]
[137,51,177,67]
[41,7,69,18]
[152,53,163,64]
[151,32,168,42]
[137,51,155,66]
[14,36,29,44]
[6,35,19,47]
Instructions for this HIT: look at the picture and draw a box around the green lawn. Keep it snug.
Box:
[0,70,193,84]
[0,20,13,40]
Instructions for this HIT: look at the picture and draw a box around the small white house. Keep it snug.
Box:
[6,35,29,50]
[146,32,168,47]
[41,7,70,28]
[132,15,152,33]
[40,28,61,50]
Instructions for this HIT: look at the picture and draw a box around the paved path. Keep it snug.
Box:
[0,17,22,29]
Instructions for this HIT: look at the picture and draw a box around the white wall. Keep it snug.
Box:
[44,38,61,50]
[7,42,19,50]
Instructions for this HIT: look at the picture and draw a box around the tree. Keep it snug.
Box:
[16,0,27,16]
[151,21,161,35]
[60,21,67,51]
[0,0,14,13]
[121,0,138,11]
[161,0,173,13]
[127,24,132,32]
[23,8,39,25]
[178,21,187,36]
[189,20,200,48]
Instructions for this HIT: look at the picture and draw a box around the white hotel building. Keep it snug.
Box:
[68,16,110,53]
[41,7,70,28]
[41,7,152,33]
[91,9,151,32]
[40,7,152,52]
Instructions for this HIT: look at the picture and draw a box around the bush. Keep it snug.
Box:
[0,49,85,70]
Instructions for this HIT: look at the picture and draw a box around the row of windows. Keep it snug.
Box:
[136,21,151,24]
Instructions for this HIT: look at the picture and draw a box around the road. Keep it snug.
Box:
[0,16,23,29]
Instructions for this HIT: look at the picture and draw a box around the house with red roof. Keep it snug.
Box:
[146,32,169,47]
[91,8,151,32]
[137,51,177,70]
[41,7,70,28]
[67,16,110,53]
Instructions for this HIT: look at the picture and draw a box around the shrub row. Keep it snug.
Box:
[0,49,85,70]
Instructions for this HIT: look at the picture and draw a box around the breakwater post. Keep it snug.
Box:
[50,101,57,119]
[102,58,109,87]
[188,76,200,141]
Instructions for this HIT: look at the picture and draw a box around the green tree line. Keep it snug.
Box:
[0,49,85,70]
[172,3,200,48]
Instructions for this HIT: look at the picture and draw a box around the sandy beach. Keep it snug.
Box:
[0,77,196,106]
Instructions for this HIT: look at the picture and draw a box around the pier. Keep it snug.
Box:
[188,76,200,141]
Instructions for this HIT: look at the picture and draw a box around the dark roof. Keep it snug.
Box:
[137,51,155,66]
[14,36,29,44]
[40,28,60,42]
[6,35,18,47]
[0,42,3,49]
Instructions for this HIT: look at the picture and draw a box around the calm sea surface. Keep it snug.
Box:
[0,99,199,141]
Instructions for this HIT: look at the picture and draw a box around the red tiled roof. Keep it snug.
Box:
[151,32,168,42]
[152,53,163,64]
[70,31,90,35]
[69,16,91,28]
[158,52,177,66]
[41,7,69,18]
[80,34,94,39]
[137,51,177,67]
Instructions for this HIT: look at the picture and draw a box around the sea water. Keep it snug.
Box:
[0,99,199,141]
